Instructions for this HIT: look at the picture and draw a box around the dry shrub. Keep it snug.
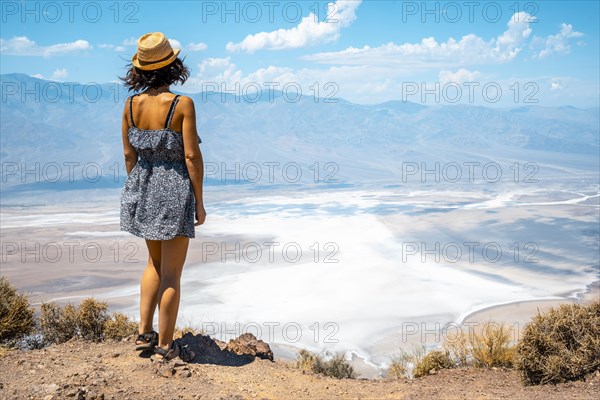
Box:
[174,321,205,339]
[103,312,138,341]
[387,356,409,379]
[77,298,108,342]
[0,276,35,342]
[470,323,514,367]
[413,349,454,377]
[296,348,318,372]
[443,328,470,366]
[296,349,357,379]
[515,301,600,385]
[387,345,426,379]
[40,298,110,343]
[444,322,515,368]
[40,302,78,344]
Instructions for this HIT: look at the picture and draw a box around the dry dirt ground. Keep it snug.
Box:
[0,338,599,400]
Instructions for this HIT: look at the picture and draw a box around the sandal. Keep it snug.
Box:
[151,340,195,363]
[134,330,159,351]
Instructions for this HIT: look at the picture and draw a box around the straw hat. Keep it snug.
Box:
[131,32,180,71]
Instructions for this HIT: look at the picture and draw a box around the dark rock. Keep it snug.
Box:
[225,333,274,361]
[174,332,273,366]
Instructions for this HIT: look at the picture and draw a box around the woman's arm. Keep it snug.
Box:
[121,97,138,175]
[180,96,206,226]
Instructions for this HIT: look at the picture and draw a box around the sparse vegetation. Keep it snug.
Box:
[443,322,515,368]
[296,349,357,379]
[0,276,35,343]
[296,348,318,372]
[470,323,515,368]
[1,277,139,348]
[389,322,515,379]
[40,302,80,344]
[515,301,600,385]
[41,299,137,344]
[387,345,426,379]
[413,349,454,378]
[104,312,139,341]
[174,322,205,339]
[78,298,109,342]
[4,275,600,392]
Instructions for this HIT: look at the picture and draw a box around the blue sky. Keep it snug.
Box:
[1,0,598,106]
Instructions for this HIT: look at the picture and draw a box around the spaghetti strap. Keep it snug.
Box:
[164,95,181,129]
[129,94,138,128]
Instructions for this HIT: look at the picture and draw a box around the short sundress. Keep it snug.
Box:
[120,94,202,240]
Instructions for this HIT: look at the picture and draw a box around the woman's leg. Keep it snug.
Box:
[156,236,190,350]
[139,240,162,335]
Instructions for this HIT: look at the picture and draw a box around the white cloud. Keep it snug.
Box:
[51,68,68,80]
[439,68,480,84]
[29,68,69,82]
[179,11,586,106]
[98,43,127,52]
[179,55,591,106]
[226,0,361,53]
[0,36,91,56]
[104,36,199,53]
[182,55,405,104]
[493,12,535,60]
[168,38,182,49]
[303,12,536,67]
[122,37,137,46]
[187,42,208,51]
[187,57,295,89]
[536,23,583,58]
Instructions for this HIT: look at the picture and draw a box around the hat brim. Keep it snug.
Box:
[132,48,181,71]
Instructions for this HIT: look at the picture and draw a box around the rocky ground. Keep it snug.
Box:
[1,333,599,400]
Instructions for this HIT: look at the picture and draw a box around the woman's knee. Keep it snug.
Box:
[147,256,161,272]
[159,271,182,288]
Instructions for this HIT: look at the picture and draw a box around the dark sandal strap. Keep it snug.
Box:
[153,341,195,362]
[176,342,195,362]
[135,331,158,349]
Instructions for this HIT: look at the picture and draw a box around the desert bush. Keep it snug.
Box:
[470,323,514,367]
[413,349,454,378]
[77,298,109,342]
[443,328,470,366]
[387,356,409,379]
[0,276,35,343]
[40,302,79,344]
[296,349,357,379]
[104,312,138,341]
[515,301,600,385]
[296,348,318,372]
[387,345,426,379]
[443,322,514,368]
[174,321,205,339]
[40,298,110,343]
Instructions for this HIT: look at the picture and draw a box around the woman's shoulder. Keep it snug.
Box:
[176,94,194,105]
[175,95,195,112]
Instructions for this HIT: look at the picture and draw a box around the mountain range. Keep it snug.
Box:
[1,73,598,190]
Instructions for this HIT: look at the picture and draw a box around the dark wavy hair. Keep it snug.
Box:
[120,58,190,92]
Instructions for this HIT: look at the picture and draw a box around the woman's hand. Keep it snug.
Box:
[195,203,206,226]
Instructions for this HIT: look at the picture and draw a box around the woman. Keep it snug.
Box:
[119,32,206,362]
